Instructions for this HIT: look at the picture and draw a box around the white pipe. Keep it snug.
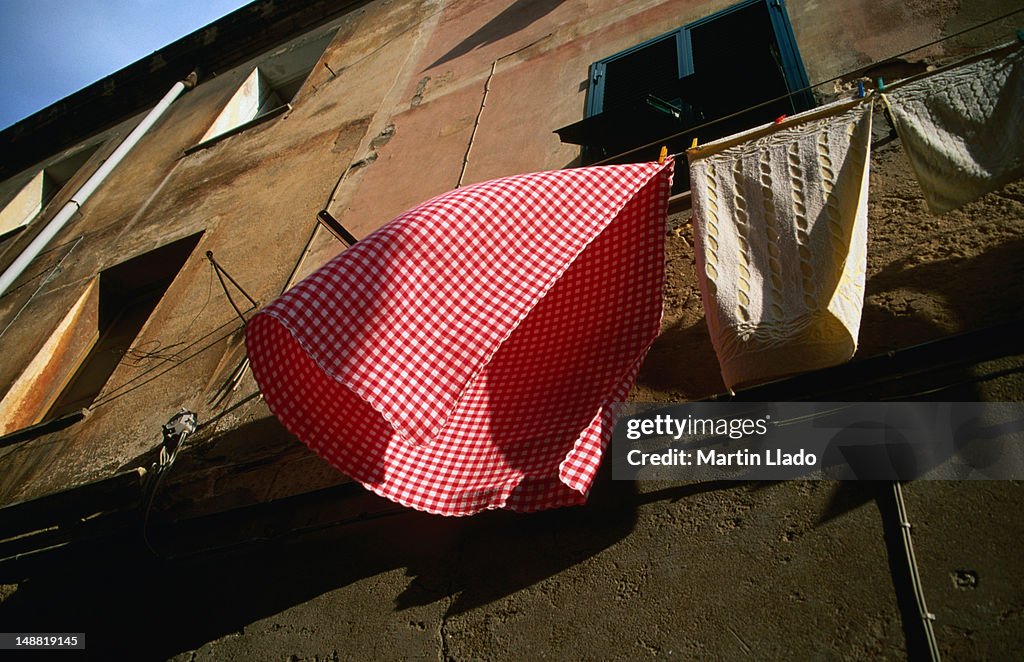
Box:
[0,74,196,298]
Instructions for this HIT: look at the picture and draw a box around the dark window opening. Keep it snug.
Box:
[186,27,339,153]
[46,143,104,191]
[0,142,102,245]
[601,34,684,115]
[556,0,814,188]
[46,234,202,419]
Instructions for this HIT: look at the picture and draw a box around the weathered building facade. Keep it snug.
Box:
[0,0,1021,658]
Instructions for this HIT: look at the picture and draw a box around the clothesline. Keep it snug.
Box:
[592,8,1024,167]
[656,40,1022,164]
[667,90,877,161]
[684,37,1022,388]
[241,29,1021,513]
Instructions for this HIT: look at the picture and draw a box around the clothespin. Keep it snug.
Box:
[658,146,667,164]
[857,80,865,98]
[876,77,886,92]
[774,114,787,124]
[690,137,699,149]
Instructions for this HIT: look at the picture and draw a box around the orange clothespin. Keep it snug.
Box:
[774,114,787,124]
[658,146,668,164]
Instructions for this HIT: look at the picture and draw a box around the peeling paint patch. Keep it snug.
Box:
[349,153,378,170]
[952,569,979,590]
[411,76,431,107]
[438,116,473,138]
[370,124,396,150]
[332,116,372,154]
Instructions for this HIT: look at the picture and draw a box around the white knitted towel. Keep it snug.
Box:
[882,41,1024,215]
[688,97,873,389]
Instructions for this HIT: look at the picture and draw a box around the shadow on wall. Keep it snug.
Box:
[636,206,1024,401]
[0,466,744,660]
[731,233,1024,528]
[806,234,1024,536]
[805,235,1024,660]
[636,315,727,399]
[859,236,1024,355]
[426,0,566,70]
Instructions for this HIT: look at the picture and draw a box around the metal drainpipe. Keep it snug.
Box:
[0,72,198,299]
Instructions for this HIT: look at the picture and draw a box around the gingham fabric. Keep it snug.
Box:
[246,160,674,516]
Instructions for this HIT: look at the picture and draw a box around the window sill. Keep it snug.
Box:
[183,103,291,155]
[0,409,88,449]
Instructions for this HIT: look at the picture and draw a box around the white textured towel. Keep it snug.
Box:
[882,41,1024,215]
[688,97,873,389]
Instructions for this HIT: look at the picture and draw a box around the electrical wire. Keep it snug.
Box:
[0,236,83,341]
[878,365,1024,401]
[86,311,252,411]
[140,412,197,559]
[891,481,942,662]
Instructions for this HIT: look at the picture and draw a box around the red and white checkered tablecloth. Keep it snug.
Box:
[246,160,674,515]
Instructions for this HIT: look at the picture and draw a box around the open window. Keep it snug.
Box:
[0,143,101,244]
[556,0,814,180]
[0,234,202,435]
[187,27,338,152]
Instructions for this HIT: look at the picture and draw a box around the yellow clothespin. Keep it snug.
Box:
[658,146,668,164]
[690,137,699,149]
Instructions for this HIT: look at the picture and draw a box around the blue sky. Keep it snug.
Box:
[0,0,250,130]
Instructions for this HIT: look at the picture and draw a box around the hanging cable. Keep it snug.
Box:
[205,250,258,325]
[87,315,249,410]
[140,409,198,559]
[891,481,943,662]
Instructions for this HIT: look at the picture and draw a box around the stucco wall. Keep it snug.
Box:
[0,1,1022,659]
[0,0,1018,508]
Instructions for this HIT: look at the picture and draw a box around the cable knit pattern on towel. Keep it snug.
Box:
[688,98,873,389]
[246,161,674,516]
[882,41,1024,215]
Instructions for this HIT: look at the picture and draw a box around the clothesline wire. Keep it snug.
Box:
[591,7,1024,166]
